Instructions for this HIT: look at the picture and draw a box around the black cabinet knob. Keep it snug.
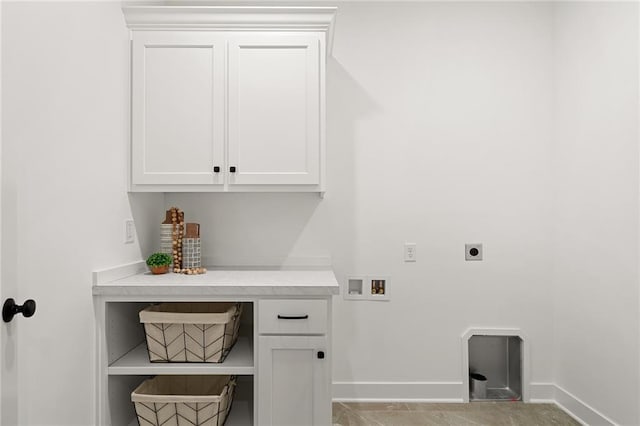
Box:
[3,298,36,323]
[213,166,220,173]
[230,166,236,173]
[317,351,325,359]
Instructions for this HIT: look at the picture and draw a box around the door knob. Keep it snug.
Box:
[230,166,236,173]
[2,298,36,323]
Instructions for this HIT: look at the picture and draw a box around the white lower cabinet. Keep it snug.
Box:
[94,295,334,426]
[258,336,330,426]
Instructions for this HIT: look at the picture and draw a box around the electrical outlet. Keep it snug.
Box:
[125,219,135,244]
[404,243,417,262]
[465,243,483,261]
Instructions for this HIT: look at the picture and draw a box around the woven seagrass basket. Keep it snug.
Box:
[132,375,236,426]
[139,302,242,363]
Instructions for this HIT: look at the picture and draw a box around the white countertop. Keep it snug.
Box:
[92,265,340,297]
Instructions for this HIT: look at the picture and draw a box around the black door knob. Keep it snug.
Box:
[3,298,36,323]
[317,351,325,359]
[213,166,220,173]
[230,166,236,173]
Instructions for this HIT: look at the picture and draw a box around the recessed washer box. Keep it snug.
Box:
[344,276,390,301]
[345,277,365,300]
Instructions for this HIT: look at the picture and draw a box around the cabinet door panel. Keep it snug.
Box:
[228,35,320,185]
[258,336,329,426]
[132,32,224,185]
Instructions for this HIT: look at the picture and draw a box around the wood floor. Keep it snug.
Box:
[333,402,580,426]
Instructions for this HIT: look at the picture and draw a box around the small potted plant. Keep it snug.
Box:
[146,252,172,275]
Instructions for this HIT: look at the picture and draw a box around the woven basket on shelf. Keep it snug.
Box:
[131,375,236,426]
[139,302,242,363]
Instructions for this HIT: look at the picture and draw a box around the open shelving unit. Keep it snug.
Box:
[109,337,254,376]
[100,301,256,426]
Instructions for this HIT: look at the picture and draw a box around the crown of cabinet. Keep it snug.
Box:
[121,6,337,55]
[126,6,335,194]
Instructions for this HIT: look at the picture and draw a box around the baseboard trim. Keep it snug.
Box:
[333,382,554,403]
[529,382,555,402]
[333,381,618,425]
[332,381,463,402]
[554,385,616,426]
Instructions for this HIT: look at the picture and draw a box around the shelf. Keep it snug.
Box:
[109,337,254,375]
[127,399,252,426]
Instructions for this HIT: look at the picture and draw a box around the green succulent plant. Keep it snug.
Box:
[146,252,173,267]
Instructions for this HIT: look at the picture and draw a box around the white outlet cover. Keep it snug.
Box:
[404,243,417,262]
[125,219,135,244]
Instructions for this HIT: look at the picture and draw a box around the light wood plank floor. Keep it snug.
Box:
[333,402,580,426]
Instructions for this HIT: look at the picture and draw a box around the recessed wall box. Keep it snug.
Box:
[465,243,483,261]
[344,276,390,301]
[367,277,390,301]
[468,335,523,401]
[344,277,365,300]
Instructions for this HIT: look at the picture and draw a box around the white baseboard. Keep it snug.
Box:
[554,385,616,426]
[332,381,463,402]
[334,381,554,404]
[529,382,555,402]
[333,381,617,425]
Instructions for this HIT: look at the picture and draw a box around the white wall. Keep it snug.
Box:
[552,3,639,425]
[169,1,556,399]
[1,2,162,424]
[1,1,638,425]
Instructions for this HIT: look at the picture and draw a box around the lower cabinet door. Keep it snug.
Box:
[258,335,330,426]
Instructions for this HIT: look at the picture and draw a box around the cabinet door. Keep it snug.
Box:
[258,335,330,426]
[132,32,224,185]
[228,34,321,185]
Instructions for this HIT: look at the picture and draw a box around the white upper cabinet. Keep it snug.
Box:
[132,32,225,186]
[228,34,320,186]
[123,7,336,193]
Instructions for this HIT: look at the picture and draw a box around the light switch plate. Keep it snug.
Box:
[125,219,135,244]
[404,243,417,262]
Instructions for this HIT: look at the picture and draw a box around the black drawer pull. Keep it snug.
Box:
[277,314,309,320]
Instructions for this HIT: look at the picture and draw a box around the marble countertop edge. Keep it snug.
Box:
[92,263,340,297]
